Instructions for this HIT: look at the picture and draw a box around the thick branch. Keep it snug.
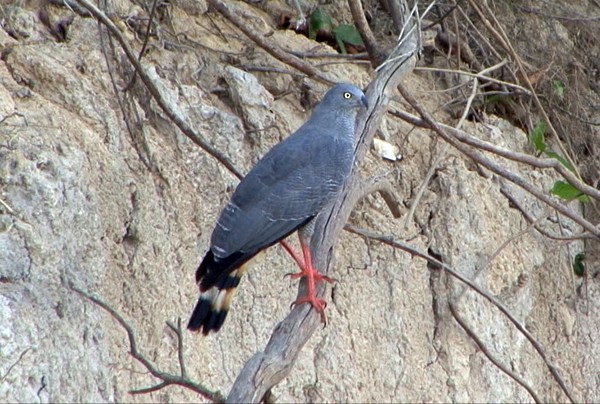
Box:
[348,0,386,67]
[226,5,420,402]
[354,173,403,219]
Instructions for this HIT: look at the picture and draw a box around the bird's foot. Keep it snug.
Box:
[291,293,328,324]
[288,263,333,324]
[286,269,335,284]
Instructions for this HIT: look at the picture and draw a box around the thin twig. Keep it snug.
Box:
[499,184,594,241]
[207,0,332,84]
[344,225,575,403]
[0,348,31,382]
[75,0,244,179]
[414,66,532,95]
[122,0,159,91]
[466,0,579,176]
[390,108,600,202]
[167,319,187,378]
[392,90,600,237]
[68,282,225,402]
[448,302,542,403]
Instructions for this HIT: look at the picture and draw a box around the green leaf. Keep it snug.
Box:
[308,8,333,40]
[544,150,576,173]
[332,24,364,46]
[529,122,547,154]
[550,180,589,202]
[552,80,565,98]
[572,252,585,277]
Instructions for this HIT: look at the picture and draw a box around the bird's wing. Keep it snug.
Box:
[211,129,353,258]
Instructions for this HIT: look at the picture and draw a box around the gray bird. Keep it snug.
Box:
[188,83,368,335]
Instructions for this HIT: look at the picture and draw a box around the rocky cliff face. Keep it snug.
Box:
[1,1,598,402]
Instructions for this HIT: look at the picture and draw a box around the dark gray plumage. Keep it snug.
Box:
[188,83,368,335]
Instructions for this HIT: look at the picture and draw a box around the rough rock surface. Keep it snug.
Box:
[1,1,599,403]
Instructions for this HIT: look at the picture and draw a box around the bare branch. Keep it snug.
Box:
[207,0,332,84]
[355,173,403,219]
[448,302,542,403]
[465,0,578,175]
[344,225,576,403]
[75,0,244,179]
[68,282,225,402]
[0,348,31,382]
[499,184,594,241]
[347,0,385,67]
[394,86,600,237]
[391,108,600,202]
[167,319,188,379]
[226,6,420,402]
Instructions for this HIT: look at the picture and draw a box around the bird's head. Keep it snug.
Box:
[316,83,368,117]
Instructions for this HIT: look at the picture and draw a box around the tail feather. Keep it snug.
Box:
[188,264,248,335]
[196,250,250,290]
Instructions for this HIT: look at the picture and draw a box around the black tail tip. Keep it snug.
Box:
[187,298,229,336]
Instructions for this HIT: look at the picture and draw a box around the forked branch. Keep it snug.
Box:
[226,4,420,402]
[69,282,225,402]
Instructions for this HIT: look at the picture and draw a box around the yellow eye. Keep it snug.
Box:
[343,92,352,99]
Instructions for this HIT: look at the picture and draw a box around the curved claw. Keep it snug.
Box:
[291,295,328,324]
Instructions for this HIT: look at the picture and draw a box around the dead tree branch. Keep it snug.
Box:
[448,302,542,403]
[75,0,244,179]
[68,282,225,402]
[207,0,333,84]
[226,5,420,402]
[499,184,594,241]
[347,0,385,67]
[344,225,574,403]
[356,173,403,219]
[389,110,600,202]
[393,88,600,238]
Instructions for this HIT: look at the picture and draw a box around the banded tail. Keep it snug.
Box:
[187,250,252,335]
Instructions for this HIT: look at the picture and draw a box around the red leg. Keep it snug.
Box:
[279,239,304,269]
[288,238,334,324]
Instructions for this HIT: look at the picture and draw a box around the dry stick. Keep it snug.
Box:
[454,217,540,303]
[405,60,507,228]
[499,184,594,241]
[0,348,31,382]
[122,0,159,91]
[414,66,532,95]
[75,0,243,179]
[226,9,420,403]
[347,0,385,67]
[448,302,542,403]
[345,225,570,403]
[396,86,577,403]
[68,283,225,402]
[358,174,403,219]
[207,0,332,85]
[385,0,405,33]
[390,109,600,204]
[466,0,578,175]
